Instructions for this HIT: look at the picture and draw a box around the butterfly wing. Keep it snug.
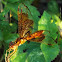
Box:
[30,34,45,43]
[18,7,33,38]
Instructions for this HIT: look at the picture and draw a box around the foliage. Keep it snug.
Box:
[10,11,61,62]
[47,0,59,16]
[38,11,60,62]
[46,0,62,59]
[0,0,62,62]
[0,21,18,46]
[46,0,62,29]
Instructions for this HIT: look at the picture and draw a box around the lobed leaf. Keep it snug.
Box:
[38,11,58,40]
[40,43,60,62]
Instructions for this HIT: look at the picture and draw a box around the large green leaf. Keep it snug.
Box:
[10,52,27,62]
[10,42,28,62]
[38,11,58,40]
[40,43,60,62]
[26,50,45,62]
[26,42,41,54]
[38,11,60,62]
[9,41,42,61]
[10,41,45,62]
[18,42,41,54]
[38,11,51,30]
[24,1,40,21]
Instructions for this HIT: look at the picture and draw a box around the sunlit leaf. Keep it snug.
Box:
[10,52,27,62]
[40,43,60,62]
[38,11,58,40]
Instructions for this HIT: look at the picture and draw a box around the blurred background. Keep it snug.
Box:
[32,0,62,18]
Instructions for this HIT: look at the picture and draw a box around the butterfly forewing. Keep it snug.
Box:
[18,7,45,43]
[18,8,33,38]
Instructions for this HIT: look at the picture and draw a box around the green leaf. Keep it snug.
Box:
[40,43,60,62]
[26,42,41,54]
[18,42,41,54]
[4,33,19,43]
[24,1,40,21]
[9,42,42,62]
[52,15,61,26]
[38,11,60,62]
[10,52,27,62]
[10,43,27,62]
[38,11,51,30]
[26,50,45,62]
[38,11,58,40]
[6,3,19,14]
[6,3,19,20]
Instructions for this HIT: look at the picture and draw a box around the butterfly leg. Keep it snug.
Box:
[5,48,18,62]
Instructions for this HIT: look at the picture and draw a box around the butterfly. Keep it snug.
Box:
[5,6,45,62]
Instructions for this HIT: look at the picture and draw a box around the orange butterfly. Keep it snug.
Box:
[5,6,45,62]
